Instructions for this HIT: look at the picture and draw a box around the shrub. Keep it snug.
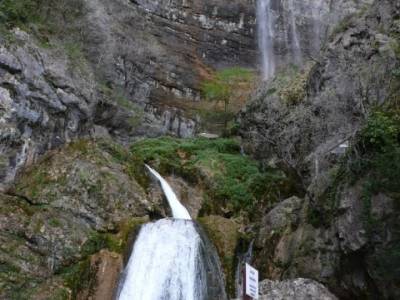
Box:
[0,0,39,27]
[309,109,400,228]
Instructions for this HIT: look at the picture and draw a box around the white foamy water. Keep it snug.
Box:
[145,164,191,220]
[116,165,217,300]
[117,219,207,300]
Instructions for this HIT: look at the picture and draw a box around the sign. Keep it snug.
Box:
[245,263,259,299]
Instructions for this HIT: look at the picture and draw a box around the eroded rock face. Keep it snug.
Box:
[81,0,258,135]
[254,179,399,298]
[0,0,258,185]
[0,30,97,189]
[257,0,374,76]
[77,250,123,300]
[243,2,400,298]
[0,140,152,299]
[239,0,399,187]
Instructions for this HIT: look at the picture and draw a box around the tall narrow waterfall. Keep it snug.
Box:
[287,0,302,64]
[257,0,309,79]
[257,0,275,79]
[116,166,227,300]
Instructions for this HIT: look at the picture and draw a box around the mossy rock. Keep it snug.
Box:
[198,215,241,297]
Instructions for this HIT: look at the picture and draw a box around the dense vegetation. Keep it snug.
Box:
[130,137,293,216]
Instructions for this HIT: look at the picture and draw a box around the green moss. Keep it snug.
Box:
[201,67,254,100]
[48,218,62,228]
[130,137,289,215]
[198,216,241,297]
[278,67,309,105]
[0,261,40,299]
[64,41,86,69]
[0,0,40,28]
[81,217,147,256]
[60,258,92,299]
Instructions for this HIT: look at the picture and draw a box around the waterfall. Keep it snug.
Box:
[116,165,227,300]
[257,0,306,79]
[287,0,302,64]
[145,165,191,220]
[311,0,324,54]
[257,0,275,79]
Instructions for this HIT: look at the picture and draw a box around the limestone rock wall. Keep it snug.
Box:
[240,0,400,298]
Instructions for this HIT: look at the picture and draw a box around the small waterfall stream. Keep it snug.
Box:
[287,0,302,64]
[145,165,191,220]
[116,165,227,300]
[257,0,275,79]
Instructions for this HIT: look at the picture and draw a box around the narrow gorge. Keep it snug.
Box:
[0,0,399,299]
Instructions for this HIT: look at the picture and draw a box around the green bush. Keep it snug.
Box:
[309,109,400,228]
[0,0,39,27]
[361,111,399,150]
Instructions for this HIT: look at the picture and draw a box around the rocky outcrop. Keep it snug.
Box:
[77,250,123,300]
[199,215,242,296]
[0,0,259,186]
[257,0,374,76]
[254,184,400,299]
[239,0,399,187]
[258,278,338,300]
[0,29,96,189]
[0,0,374,187]
[241,1,400,298]
[0,140,152,299]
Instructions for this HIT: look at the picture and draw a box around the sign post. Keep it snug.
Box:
[244,263,258,299]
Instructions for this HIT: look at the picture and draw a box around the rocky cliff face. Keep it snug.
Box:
[257,0,374,77]
[1,0,399,299]
[0,140,153,298]
[239,0,399,188]
[81,0,259,135]
[0,0,370,186]
[239,0,400,298]
[0,0,258,186]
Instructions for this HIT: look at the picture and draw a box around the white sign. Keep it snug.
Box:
[245,263,259,299]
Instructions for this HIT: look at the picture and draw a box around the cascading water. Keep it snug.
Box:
[257,0,276,79]
[257,0,309,79]
[145,165,191,220]
[287,0,302,64]
[116,165,227,300]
